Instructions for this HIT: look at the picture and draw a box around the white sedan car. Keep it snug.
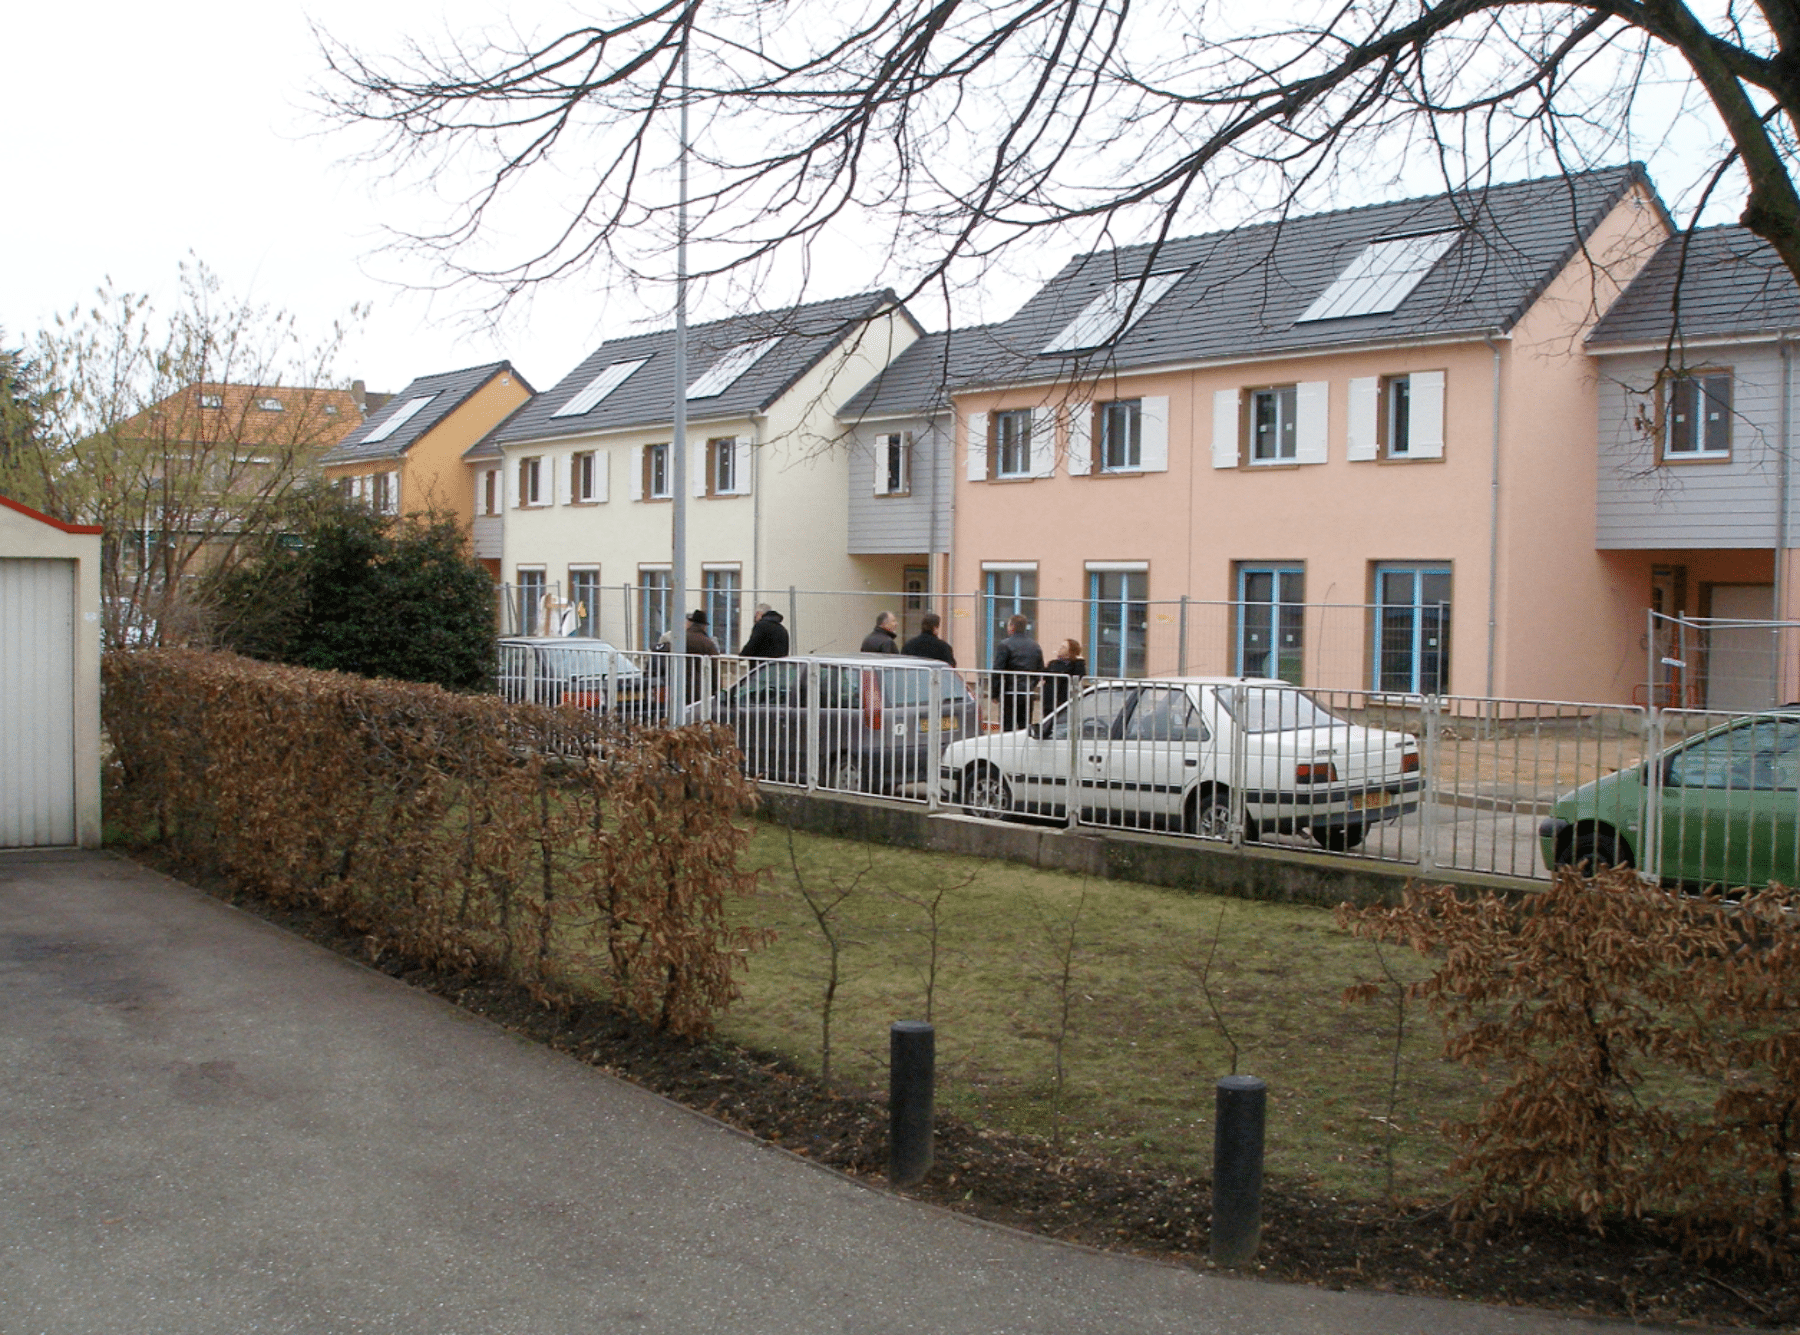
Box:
[940,677,1423,849]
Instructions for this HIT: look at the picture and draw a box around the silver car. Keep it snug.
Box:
[497,637,645,713]
[688,653,980,794]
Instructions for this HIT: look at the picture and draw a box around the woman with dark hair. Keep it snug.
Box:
[1041,637,1086,715]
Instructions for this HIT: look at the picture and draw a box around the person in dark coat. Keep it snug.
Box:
[990,614,1045,732]
[900,611,956,666]
[683,609,721,705]
[739,604,789,658]
[1041,637,1086,716]
[860,611,900,654]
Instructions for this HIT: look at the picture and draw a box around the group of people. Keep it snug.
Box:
[661,602,1080,734]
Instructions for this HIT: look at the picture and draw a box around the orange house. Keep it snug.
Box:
[321,362,534,540]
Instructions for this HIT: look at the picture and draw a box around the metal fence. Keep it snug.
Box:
[1650,610,1800,713]
[496,637,1800,889]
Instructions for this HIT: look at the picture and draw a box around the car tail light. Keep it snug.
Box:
[1295,762,1337,784]
[1400,750,1420,773]
[863,669,883,732]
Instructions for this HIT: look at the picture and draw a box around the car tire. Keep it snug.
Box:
[1184,791,1236,839]
[1565,829,1632,875]
[962,764,1012,817]
[1312,822,1367,852]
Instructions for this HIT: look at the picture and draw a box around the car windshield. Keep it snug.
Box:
[1220,685,1339,733]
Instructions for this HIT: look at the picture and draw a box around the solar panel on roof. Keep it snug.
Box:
[687,337,783,399]
[1040,272,1183,354]
[552,358,650,417]
[1297,232,1459,323]
[363,395,436,443]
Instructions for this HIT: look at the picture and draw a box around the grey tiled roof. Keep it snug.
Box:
[1587,225,1800,347]
[482,291,916,452]
[838,328,1002,420]
[322,362,529,464]
[901,165,1657,394]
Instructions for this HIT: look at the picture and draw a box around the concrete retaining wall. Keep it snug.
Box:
[757,790,1524,909]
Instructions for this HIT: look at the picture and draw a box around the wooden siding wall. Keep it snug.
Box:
[845,416,952,555]
[1595,344,1796,549]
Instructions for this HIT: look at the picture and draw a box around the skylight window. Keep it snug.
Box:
[257,397,285,412]
[1040,272,1183,354]
[362,395,436,443]
[687,337,783,399]
[1297,231,1460,323]
[551,358,650,418]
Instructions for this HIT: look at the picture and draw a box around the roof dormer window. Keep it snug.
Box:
[552,358,649,417]
[1297,231,1459,323]
[1040,272,1183,354]
[199,393,223,409]
[257,397,284,411]
[687,337,784,399]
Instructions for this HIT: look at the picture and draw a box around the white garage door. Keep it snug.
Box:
[1,558,77,846]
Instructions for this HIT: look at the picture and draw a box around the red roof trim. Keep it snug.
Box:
[0,494,104,535]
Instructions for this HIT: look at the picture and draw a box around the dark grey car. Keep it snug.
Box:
[688,653,979,794]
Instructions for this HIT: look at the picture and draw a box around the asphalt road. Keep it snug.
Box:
[0,849,1656,1335]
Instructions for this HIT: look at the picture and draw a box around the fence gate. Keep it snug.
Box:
[0,558,77,846]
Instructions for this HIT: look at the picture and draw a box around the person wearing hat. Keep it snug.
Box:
[683,608,721,707]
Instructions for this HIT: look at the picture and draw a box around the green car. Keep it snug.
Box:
[1539,710,1800,889]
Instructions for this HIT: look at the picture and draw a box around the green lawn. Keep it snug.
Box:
[728,822,1474,1202]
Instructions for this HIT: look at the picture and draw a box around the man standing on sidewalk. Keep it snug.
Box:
[861,611,900,654]
[901,612,956,666]
[991,614,1044,732]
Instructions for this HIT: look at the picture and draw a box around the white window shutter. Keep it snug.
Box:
[387,470,401,514]
[629,446,644,501]
[498,461,510,509]
[1066,404,1093,475]
[1346,377,1380,462]
[965,412,988,482]
[1030,414,1056,478]
[1410,370,1446,458]
[1212,390,1240,469]
[691,441,707,497]
[873,437,890,495]
[1295,382,1329,464]
[594,451,610,503]
[1140,396,1170,472]
[552,453,567,506]
[731,437,751,494]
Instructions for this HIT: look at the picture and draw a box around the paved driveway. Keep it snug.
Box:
[0,849,1654,1335]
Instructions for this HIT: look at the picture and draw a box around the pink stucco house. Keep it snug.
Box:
[922,165,1672,704]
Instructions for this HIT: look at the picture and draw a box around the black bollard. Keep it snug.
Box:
[889,1021,936,1187]
[1211,1074,1266,1267]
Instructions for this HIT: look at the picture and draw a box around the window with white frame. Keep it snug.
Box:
[982,567,1038,666]
[1384,377,1413,456]
[993,409,1033,478]
[1099,400,1142,471]
[568,567,601,637]
[1250,386,1298,462]
[572,451,598,502]
[518,456,543,506]
[637,569,672,648]
[482,468,500,516]
[1663,371,1732,460]
[875,432,911,496]
[644,443,671,499]
[516,568,547,636]
[709,437,738,496]
[256,397,285,412]
[1236,565,1304,683]
[372,471,399,516]
[704,568,741,650]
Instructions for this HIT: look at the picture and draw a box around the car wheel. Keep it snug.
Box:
[823,752,867,793]
[1566,829,1631,875]
[1312,822,1366,852]
[1184,791,1236,839]
[962,765,1012,816]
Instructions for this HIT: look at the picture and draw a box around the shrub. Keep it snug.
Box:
[1339,868,1800,1264]
[104,648,767,1038]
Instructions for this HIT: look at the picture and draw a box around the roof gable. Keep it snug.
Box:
[1587,225,1800,347]
[322,361,529,465]
[490,291,913,448]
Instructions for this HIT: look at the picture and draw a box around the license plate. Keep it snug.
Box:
[940,716,959,733]
[1352,790,1397,811]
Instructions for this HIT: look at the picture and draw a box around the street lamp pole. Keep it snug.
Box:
[670,37,691,641]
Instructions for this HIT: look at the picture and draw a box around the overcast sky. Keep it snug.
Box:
[4,1,1743,399]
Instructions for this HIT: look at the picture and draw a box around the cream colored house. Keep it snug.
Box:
[1,495,103,848]
[476,292,920,651]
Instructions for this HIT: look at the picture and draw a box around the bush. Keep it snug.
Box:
[209,498,495,691]
[104,648,767,1038]
[1339,868,1800,1265]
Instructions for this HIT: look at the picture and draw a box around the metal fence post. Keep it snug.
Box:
[805,665,821,792]
[1066,686,1084,830]
[1643,704,1664,882]
[1417,696,1440,874]
[1229,682,1248,847]
[788,584,798,655]
[1178,594,1190,676]
[926,670,942,813]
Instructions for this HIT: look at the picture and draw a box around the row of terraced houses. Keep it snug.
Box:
[317,164,1800,710]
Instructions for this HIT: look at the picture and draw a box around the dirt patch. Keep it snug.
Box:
[165,857,1794,1329]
